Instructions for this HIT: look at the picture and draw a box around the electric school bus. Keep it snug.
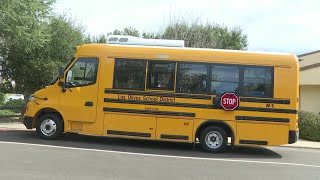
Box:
[23,35,299,152]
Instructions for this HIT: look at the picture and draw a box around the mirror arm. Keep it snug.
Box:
[58,78,66,93]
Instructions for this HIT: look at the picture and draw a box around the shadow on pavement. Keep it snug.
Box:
[0,130,282,159]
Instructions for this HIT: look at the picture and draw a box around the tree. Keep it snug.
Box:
[0,0,55,52]
[148,21,247,50]
[107,26,140,37]
[1,12,86,96]
[91,35,107,43]
[109,22,247,50]
[0,0,55,95]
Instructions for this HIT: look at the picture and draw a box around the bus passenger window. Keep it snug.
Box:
[147,61,175,91]
[113,59,146,90]
[211,65,240,94]
[243,67,273,97]
[177,63,208,93]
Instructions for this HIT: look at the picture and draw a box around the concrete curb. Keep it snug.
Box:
[280,145,320,150]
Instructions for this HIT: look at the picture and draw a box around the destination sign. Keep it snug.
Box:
[118,94,175,103]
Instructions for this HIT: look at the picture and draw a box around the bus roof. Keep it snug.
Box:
[76,43,298,67]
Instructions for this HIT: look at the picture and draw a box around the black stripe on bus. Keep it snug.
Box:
[105,89,212,100]
[107,130,151,137]
[236,116,289,123]
[104,98,298,114]
[103,107,196,117]
[160,134,189,140]
[237,107,297,114]
[239,140,268,145]
[240,97,290,104]
[104,98,215,109]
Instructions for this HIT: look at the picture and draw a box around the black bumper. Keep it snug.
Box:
[23,116,33,129]
[288,130,299,144]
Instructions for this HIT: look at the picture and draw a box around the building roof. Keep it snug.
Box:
[301,63,320,71]
[298,50,320,57]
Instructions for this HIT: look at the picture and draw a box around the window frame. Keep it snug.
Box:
[146,60,176,91]
[111,57,275,98]
[176,61,211,94]
[241,65,274,98]
[210,63,241,95]
[175,62,274,98]
[112,58,147,91]
[65,57,99,88]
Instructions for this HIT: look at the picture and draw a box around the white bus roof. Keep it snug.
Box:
[107,35,184,48]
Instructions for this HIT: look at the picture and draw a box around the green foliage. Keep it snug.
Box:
[91,35,107,43]
[110,22,247,50]
[108,26,140,37]
[0,109,17,116]
[3,99,24,113]
[4,99,25,107]
[0,93,5,105]
[1,2,86,95]
[299,111,320,141]
[0,0,55,52]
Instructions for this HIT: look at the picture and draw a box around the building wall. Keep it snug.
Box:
[300,66,320,85]
[300,85,320,114]
[299,52,320,68]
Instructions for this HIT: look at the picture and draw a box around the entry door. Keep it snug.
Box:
[59,57,99,122]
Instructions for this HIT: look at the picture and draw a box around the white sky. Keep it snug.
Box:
[53,0,320,55]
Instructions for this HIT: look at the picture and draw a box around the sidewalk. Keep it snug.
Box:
[0,122,319,149]
[0,122,27,131]
[282,139,320,149]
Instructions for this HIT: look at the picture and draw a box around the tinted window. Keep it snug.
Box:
[177,63,208,93]
[211,65,240,94]
[147,61,175,90]
[243,67,273,97]
[66,58,98,87]
[113,59,146,90]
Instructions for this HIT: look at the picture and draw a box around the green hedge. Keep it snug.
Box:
[298,111,320,142]
[0,92,5,105]
[0,109,17,116]
[4,99,25,107]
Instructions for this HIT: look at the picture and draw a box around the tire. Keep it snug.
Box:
[200,126,228,153]
[36,114,64,140]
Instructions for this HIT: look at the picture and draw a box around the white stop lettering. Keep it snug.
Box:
[223,98,236,105]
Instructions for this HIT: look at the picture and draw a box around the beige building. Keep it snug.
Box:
[298,50,320,114]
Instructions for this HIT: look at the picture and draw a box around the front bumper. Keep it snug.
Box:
[23,116,34,129]
[289,130,299,144]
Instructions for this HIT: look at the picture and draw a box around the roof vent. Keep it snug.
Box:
[107,35,184,47]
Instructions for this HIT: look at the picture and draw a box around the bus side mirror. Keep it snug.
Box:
[213,95,221,106]
[59,66,65,78]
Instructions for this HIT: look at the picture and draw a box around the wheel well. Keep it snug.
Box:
[33,108,64,129]
[195,120,234,145]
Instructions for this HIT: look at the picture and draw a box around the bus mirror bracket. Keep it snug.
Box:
[59,66,65,78]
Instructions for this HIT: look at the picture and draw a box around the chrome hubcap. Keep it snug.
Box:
[205,131,223,149]
[40,119,56,136]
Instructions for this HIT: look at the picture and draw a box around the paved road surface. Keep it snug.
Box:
[0,130,319,180]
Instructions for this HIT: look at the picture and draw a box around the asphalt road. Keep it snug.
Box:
[0,130,319,180]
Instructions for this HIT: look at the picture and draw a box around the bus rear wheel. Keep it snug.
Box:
[200,126,227,153]
[36,114,63,140]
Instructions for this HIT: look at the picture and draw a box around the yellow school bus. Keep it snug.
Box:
[23,36,299,152]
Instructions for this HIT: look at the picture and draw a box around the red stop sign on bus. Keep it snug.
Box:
[220,92,239,111]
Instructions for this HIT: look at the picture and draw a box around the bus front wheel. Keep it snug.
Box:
[36,114,63,140]
[200,126,227,153]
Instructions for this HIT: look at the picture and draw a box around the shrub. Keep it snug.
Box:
[0,92,5,105]
[298,111,320,142]
[3,99,25,113]
[4,99,25,107]
[0,109,17,116]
